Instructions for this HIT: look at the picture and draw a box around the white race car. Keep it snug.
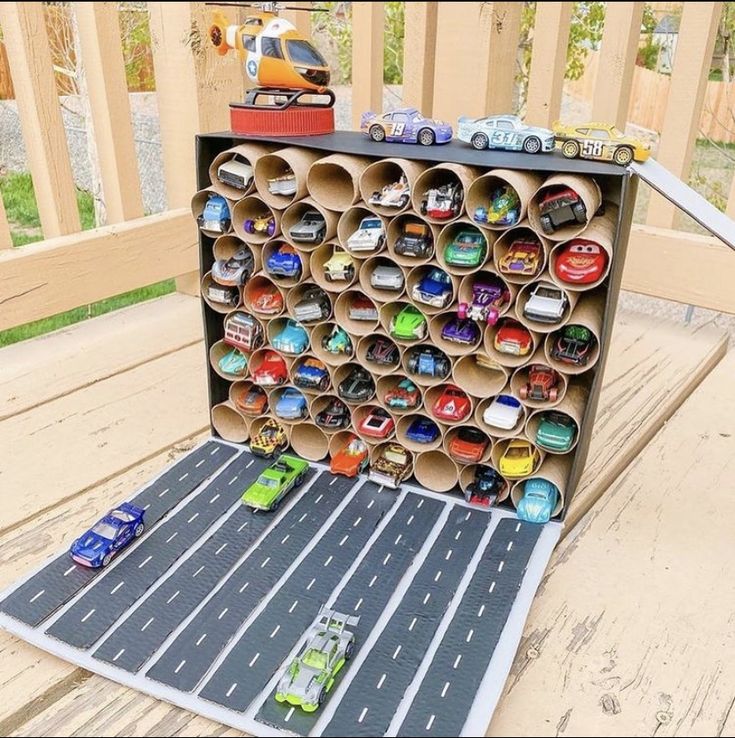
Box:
[368,174,410,209]
[457,114,555,154]
[346,216,385,252]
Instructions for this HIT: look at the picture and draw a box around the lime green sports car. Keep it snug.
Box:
[389,305,427,340]
[241,454,309,511]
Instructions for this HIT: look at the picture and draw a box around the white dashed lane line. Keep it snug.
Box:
[138,555,152,569]
[141,617,154,632]
[237,521,249,532]
[196,633,207,646]
[29,590,44,603]
[466,628,474,643]
[289,600,299,614]
[339,535,349,546]
[498,561,504,572]
[324,555,333,567]
[239,582,249,593]
[477,604,485,617]
[218,608,228,620]
[270,625,280,638]
[409,617,417,631]
[166,532,178,543]
[249,652,260,668]
[112,648,125,662]
[353,516,362,527]
[209,494,220,504]
[63,566,75,577]
[426,715,436,731]
[392,644,402,660]
[174,659,186,674]
[507,541,513,551]
[193,565,205,578]
[228,477,239,486]
[441,681,450,698]
[489,580,496,593]
[515,522,522,532]
[354,597,363,612]
[246,459,254,468]
[179,473,188,482]
[215,543,228,555]
[196,459,205,468]
[167,591,180,604]
[285,707,295,722]
[110,581,124,595]
[455,530,462,541]
[306,577,316,591]
[81,609,95,623]
[261,557,271,569]
[368,575,378,587]
[359,707,368,723]
[453,654,462,669]
[188,513,199,524]
[330,478,338,486]
[158,488,169,498]
[377,673,386,689]
[227,683,238,697]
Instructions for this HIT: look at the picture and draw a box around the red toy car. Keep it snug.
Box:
[432,384,471,422]
[236,386,268,416]
[494,320,533,356]
[519,364,560,402]
[554,239,608,284]
[252,351,288,387]
[359,407,395,439]
[448,427,489,463]
[250,285,283,315]
[330,434,370,477]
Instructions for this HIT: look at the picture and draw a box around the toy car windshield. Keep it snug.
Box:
[91,522,118,539]
[535,287,560,298]
[361,218,382,229]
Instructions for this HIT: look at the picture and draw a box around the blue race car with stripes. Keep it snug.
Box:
[457,114,555,154]
[361,108,453,146]
[70,502,145,568]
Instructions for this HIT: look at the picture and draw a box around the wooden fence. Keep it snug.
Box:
[0,1,733,334]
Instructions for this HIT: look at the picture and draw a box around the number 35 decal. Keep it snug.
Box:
[581,140,604,157]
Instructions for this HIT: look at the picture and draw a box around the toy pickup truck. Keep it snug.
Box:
[241,454,309,512]
[217,159,253,191]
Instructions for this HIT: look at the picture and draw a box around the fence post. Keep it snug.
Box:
[351,2,384,130]
[0,197,11,250]
[402,2,438,113]
[485,2,522,115]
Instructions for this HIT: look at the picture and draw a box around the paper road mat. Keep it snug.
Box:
[0,439,560,737]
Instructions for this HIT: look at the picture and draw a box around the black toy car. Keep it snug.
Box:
[537,186,587,234]
[551,324,596,366]
[465,466,504,507]
[338,367,375,403]
[394,221,433,259]
[293,286,331,323]
[365,337,400,367]
[406,347,451,379]
[315,398,351,429]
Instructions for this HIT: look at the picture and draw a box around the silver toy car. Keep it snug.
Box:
[290,210,327,243]
[457,114,555,154]
[370,264,404,291]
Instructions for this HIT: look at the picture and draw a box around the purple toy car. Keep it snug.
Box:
[360,108,453,146]
[441,316,481,346]
[458,281,512,326]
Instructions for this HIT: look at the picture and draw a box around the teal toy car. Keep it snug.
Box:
[536,411,576,452]
[321,325,352,355]
[197,194,231,233]
[389,305,427,340]
[443,230,487,268]
[272,319,309,354]
[241,454,309,511]
[516,478,559,524]
[218,347,247,376]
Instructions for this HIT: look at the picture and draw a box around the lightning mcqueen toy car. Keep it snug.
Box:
[555,239,608,284]
[457,114,555,154]
[361,107,453,145]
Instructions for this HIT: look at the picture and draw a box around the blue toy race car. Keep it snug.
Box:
[267,244,302,279]
[293,358,330,392]
[197,194,231,233]
[406,417,440,444]
[516,478,559,524]
[361,108,453,145]
[275,387,308,420]
[272,319,309,355]
[70,502,145,568]
[411,268,453,308]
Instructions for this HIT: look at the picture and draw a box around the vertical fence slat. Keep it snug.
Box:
[646,2,723,229]
[351,2,384,129]
[525,2,572,127]
[402,2,438,113]
[74,2,144,224]
[0,196,11,250]
[0,3,81,238]
[485,2,522,115]
[592,2,644,129]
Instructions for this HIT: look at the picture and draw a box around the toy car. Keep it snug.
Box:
[473,186,520,227]
[338,367,375,403]
[330,435,369,477]
[346,216,385,253]
[385,378,420,410]
[457,114,555,154]
[390,305,427,340]
[536,411,576,452]
[406,347,451,379]
[483,395,523,430]
[266,244,302,279]
[369,174,410,210]
[250,284,284,315]
[236,386,268,416]
[498,239,542,277]
[272,319,309,354]
[275,387,308,420]
[370,265,404,291]
[293,286,331,323]
[465,466,504,507]
[69,502,145,568]
[217,158,253,191]
[359,407,395,439]
[494,320,533,356]
[553,122,651,165]
[458,280,511,325]
[449,427,489,464]
[242,454,308,511]
[523,284,568,324]
[554,239,608,284]
[537,187,587,235]
[218,347,248,377]
[323,247,355,282]
[249,418,289,458]
[321,326,352,355]
[394,222,433,259]
[244,212,276,237]
[289,210,326,243]
[198,194,231,233]
[224,312,264,353]
[315,398,350,430]
[406,417,440,444]
[412,268,453,308]
[293,358,330,392]
[252,351,288,387]
[443,230,487,268]
[432,385,471,422]
[441,316,481,345]
[551,324,596,366]
[275,607,358,712]
[349,295,379,322]
[361,108,452,145]
[212,246,254,286]
[268,171,297,195]
[499,439,540,478]
[519,364,560,402]
[206,282,239,307]
[368,443,412,489]
[420,182,462,220]
[516,478,559,523]
[366,338,400,367]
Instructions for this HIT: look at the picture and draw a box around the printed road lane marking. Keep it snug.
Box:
[29,590,44,603]
[315,494,324,504]
[193,565,205,578]
[81,609,95,623]
[324,555,333,567]
[281,534,290,545]
[368,575,378,588]
[392,644,402,660]
[229,476,238,486]
[339,534,349,546]
[377,673,386,689]
[141,617,154,632]
[239,582,249,593]
[196,459,205,468]
[478,604,485,617]
[453,654,462,669]
[113,648,125,662]
[196,633,207,646]
[395,534,402,545]
[489,581,496,593]
[367,499,375,509]
[299,513,308,523]
[249,653,260,668]
[188,513,199,524]
[110,582,124,595]
[63,566,75,577]
[426,715,436,731]
[159,488,169,498]
[138,556,152,569]
[246,459,254,468]
[307,578,316,591]
[383,553,392,566]
[515,522,522,532]
[354,598,363,612]
[359,707,368,724]
[409,617,417,631]
[353,516,362,527]
[498,561,504,572]
[218,608,228,620]
[289,600,299,614]
[441,681,450,698]
[423,592,431,605]
[434,570,442,582]
[210,494,220,504]
[237,521,249,532]
[507,541,513,551]
[215,543,228,555]
[445,549,453,560]
[226,683,238,697]
[407,515,414,526]
[166,532,178,544]
[455,530,462,541]
[179,474,188,482]
[270,625,281,638]
[174,659,186,674]
[167,591,180,604]
[330,478,337,486]
[466,628,474,643]
[261,557,271,569]
[285,707,295,722]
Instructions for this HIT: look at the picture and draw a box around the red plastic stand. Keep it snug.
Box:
[230,103,335,137]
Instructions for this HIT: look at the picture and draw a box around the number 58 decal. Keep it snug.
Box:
[581,140,604,157]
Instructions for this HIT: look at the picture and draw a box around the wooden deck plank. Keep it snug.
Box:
[0,294,202,422]
[487,349,735,737]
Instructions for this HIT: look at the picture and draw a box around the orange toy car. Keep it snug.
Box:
[236,386,268,417]
[330,434,370,478]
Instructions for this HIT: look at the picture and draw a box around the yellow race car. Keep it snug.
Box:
[553,122,651,166]
[498,439,541,479]
[250,419,289,459]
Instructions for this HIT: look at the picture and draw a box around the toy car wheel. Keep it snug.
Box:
[561,140,580,159]
[244,219,255,234]
[267,220,276,237]
[345,265,355,281]
[487,308,499,325]
[319,376,330,391]
[418,128,435,146]
[318,688,327,707]
[457,302,469,320]
[523,136,542,154]
[398,195,410,209]
[294,471,306,487]
[420,200,428,215]
[134,523,145,538]
[539,213,554,235]
[345,639,355,660]
[571,201,587,224]
[519,385,529,400]
[102,553,112,567]
[549,387,558,402]
[471,132,489,150]
[324,271,333,283]
[613,146,633,166]
[369,125,386,142]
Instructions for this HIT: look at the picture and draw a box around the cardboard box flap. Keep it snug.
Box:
[631,158,735,251]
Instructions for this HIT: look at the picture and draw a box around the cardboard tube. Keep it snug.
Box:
[459,463,511,503]
[281,197,337,252]
[232,195,279,244]
[243,274,286,318]
[491,438,544,480]
[192,187,235,237]
[406,264,459,316]
[290,421,330,461]
[211,401,251,443]
[528,174,603,241]
[457,270,515,323]
[254,147,322,210]
[360,255,408,304]
[386,212,437,267]
[308,153,373,211]
[525,383,587,454]
[290,354,333,395]
[466,169,544,231]
[452,353,508,399]
[428,313,482,357]
[209,340,248,381]
[266,317,312,356]
[337,204,388,259]
[352,403,396,445]
[336,290,380,336]
[396,412,443,453]
[262,239,308,288]
[359,158,428,217]
[510,454,571,517]
[493,224,549,285]
[285,282,334,325]
[444,423,493,465]
[333,362,377,405]
[545,290,604,375]
[311,322,356,367]
[515,276,577,334]
[411,162,479,225]
[357,332,403,377]
[414,450,459,493]
[510,347,569,410]
[401,344,452,388]
[209,143,275,200]
[310,393,352,434]
[377,374,424,416]
[484,317,539,369]
[475,390,527,439]
[202,272,241,315]
[269,385,311,426]
[436,220,493,276]
[213,235,261,273]
[425,383,473,427]
[310,242,358,293]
